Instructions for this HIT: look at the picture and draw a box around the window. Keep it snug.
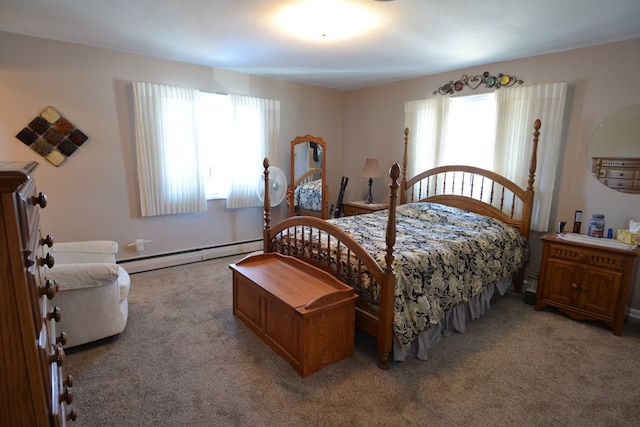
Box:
[197,92,280,206]
[405,82,568,232]
[133,82,280,216]
[443,94,496,168]
[197,92,232,199]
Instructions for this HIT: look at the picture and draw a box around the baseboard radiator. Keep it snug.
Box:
[118,240,262,274]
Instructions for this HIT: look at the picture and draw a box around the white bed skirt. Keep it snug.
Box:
[392,276,512,362]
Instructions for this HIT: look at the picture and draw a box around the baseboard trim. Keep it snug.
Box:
[628,307,640,321]
[118,240,262,274]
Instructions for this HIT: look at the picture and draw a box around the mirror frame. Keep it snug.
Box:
[288,135,329,219]
[587,105,640,194]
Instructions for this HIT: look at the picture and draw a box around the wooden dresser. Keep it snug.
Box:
[535,233,640,335]
[0,161,77,426]
[591,157,640,194]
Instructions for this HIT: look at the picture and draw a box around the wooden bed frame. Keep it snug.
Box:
[262,119,541,369]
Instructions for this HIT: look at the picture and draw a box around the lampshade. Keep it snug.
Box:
[361,158,382,179]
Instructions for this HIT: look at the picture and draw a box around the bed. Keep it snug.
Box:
[262,119,541,369]
[292,170,323,213]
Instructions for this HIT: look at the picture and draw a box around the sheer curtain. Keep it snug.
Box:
[225,94,280,209]
[404,97,445,177]
[404,82,568,232]
[494,82,568,231]
[132,81,206,217]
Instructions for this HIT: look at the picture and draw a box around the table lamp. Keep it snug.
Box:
[361,158,382,204]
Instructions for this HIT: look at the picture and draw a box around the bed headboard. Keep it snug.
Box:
[399,119,541,239]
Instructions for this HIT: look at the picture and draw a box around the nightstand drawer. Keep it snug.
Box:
[547,242,626,271]
[341,201,388,216]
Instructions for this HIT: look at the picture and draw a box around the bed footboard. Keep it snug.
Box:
[262,158,399,369]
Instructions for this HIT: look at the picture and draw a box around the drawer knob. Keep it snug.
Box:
[59,385,74,405]
[47,306,62,322]
[23,249,35,267]
[571,282,578,289]
[57,332,68,345]
[32,192,47,208]
[49,345,65,366]
[64,374,74,387]
[41,234,54,248]
[67,408,78,422]
[40,279,59,299]
[39,253,55,268]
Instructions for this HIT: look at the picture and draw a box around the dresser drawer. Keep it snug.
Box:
[15,178,46,250]
[603,178,634,190]
[547,242,626,271]
[605,169,635,179]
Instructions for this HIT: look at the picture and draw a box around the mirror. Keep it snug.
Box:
[288,135,328,219]
[588,105,640,194]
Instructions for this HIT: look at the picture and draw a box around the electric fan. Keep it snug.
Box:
[257,166,288,206]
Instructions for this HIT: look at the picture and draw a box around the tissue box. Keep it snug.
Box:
[616,229,640,245]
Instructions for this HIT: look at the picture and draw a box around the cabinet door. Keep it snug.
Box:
[579,266,621,318]
[542,258,581,306]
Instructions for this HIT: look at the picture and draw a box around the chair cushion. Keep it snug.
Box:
[48,263,120,290]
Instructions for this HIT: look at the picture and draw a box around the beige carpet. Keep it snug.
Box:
[66,255,640,427]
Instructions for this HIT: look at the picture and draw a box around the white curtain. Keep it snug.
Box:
[404,98,445,178]
[404,82,568,232]
[225,94,280,209]
[494,82,568,231]
[132,81,206,217]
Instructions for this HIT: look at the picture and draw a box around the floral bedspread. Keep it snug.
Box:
[294,179,322,211]
[327,202,529,349]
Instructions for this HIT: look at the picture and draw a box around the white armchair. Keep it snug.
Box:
[47,240,130,348]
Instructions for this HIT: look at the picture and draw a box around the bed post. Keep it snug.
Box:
[528,119,541,194]
[377,162,400,370]
[513,119,541,294]
[400,128,409,205]
[522,119,541,241]
[263,158,272,253]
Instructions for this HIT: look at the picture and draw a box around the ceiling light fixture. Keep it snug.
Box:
[273,0,381,42]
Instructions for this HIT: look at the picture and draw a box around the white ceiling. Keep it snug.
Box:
[2,0,640,91]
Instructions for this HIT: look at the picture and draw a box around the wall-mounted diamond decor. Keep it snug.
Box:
[15,106,89,167]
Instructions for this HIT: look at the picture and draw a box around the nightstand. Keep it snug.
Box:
[535,233,640,335]
[341,200,389,216]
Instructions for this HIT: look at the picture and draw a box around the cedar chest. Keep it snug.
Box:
[230,252,358,377]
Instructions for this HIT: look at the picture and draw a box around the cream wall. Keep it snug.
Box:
[2,31,640,311]
[343,38,640,310]
[0,32,345,262]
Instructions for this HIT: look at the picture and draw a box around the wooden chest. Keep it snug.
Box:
[230,253,358,377]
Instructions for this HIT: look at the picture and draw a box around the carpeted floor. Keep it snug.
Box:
[65,255,640,427]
